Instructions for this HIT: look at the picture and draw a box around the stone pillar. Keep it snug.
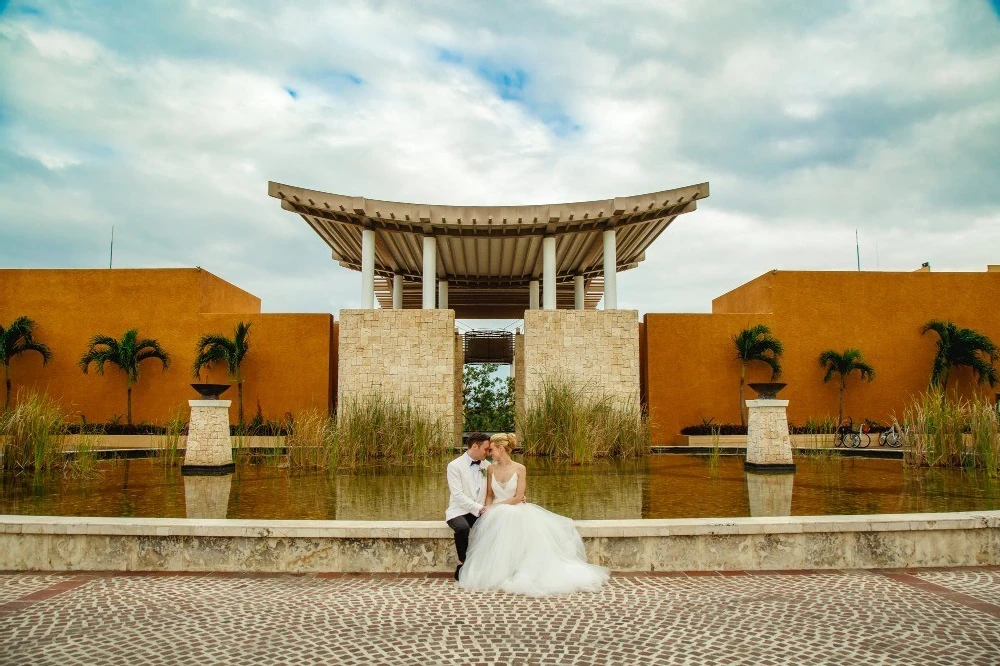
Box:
[745,471,793,517]
[422,235,436,310]
[745,399,795,471]
[574,275,585,310]
[603,228,617,310]
[392,274,403,310]
[438,280,449,309]
[542,236,556,310]
[361,228,376,309]
[183,474,232,518]
[182,400,235,474]
[529,280,540,310]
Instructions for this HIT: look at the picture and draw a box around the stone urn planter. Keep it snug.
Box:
[745,383,794,472]
[182,383,235,475]
[748,382,787,400]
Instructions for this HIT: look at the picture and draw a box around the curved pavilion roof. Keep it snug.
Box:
[268,180,709,318]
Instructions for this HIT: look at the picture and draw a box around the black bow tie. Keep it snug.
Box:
[470,460,481,466]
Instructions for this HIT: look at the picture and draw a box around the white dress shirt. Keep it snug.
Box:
[445,452,490,521]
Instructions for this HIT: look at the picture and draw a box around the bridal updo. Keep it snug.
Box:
[490,433,516,454]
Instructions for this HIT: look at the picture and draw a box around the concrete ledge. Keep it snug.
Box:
[1,511,997,573]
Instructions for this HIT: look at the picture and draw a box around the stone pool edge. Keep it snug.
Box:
[2,512,998,573]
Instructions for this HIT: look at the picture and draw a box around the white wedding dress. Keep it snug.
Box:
[458,471,609,596]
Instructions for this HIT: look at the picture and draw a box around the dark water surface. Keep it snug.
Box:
[2,455,999,520]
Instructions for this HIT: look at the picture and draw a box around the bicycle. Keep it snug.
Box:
[833,418,870,448]
[878,422,903,448]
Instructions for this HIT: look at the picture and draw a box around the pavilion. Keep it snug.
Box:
[268,181,709,318]
[268,180,710,441]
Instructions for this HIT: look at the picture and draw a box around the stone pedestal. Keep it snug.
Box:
[182,400,235,474]
[745,471,794,517]
[745,399,794,471]
[183,474,232,518]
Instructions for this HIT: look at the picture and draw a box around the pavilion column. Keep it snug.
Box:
[542,236,556,310]
[438,280,449,309]
[529,280,540,310]
[603,228,618,310]
[422,235,437,310]
[574,275,585,310]
[361,228,376,309]
[392,274,403,310]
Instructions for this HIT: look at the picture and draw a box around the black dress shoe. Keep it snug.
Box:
[454,564,462,581]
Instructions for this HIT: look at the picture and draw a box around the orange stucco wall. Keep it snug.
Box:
[0,269,334,425]
[646,270,1000,444]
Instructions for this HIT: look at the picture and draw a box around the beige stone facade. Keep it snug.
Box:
[745,400,794,466]
[337,309,458,443]
[522,310,640,406]
[182,401,234,468]
[513,333,525,418]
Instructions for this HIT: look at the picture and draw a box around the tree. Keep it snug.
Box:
[463,363,514,432]
[193,321,251,425]
[819,348,875,425]
[1,316,52,412]
[79,329,170,425]
[921,320,998,392]
[733,324,783,427]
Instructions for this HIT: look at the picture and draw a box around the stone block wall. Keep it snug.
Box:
[513,333,525,418]
[522,310,640,407]
[337,309,458,442]
[454,333,464,441]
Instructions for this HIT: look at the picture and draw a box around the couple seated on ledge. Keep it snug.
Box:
[445,432,609,597]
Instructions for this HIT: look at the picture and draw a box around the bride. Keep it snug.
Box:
[457,433,609,596]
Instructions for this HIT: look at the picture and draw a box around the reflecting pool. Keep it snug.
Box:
[2,455,999,520]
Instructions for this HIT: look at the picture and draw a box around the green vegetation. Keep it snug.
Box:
[1,316,52,412]
[519,377,648,464]
[0,389,65,472]
[819,348,876,425]
[463,363,514,432]
[733,324,783,427]
[79,329,171,426]
[902,389,1000,475]
[922,320,998,392]
[193,321,252,426]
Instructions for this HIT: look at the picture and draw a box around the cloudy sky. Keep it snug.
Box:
[2,0,999,324]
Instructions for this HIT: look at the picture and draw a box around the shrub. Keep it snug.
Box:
[0,389,67,471]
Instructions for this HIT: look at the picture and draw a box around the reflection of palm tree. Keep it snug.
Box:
[193,321,251,426]
[733,324,783,427]
[1,316,52,412]
[921,320,998,392]
[79,329,170,425]
[819,349,875,425]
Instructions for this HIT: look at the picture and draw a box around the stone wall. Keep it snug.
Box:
[522,310,640,406]
[454,333,464,441]
[337,309,458,442]
[513,333,525,419]
[2,512,997,572]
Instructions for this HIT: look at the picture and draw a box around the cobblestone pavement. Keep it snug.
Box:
[1,568,999,665]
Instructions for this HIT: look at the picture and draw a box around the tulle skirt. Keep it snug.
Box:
[458,503,609,597]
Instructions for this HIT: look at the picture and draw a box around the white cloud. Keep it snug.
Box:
[0,0,998,319]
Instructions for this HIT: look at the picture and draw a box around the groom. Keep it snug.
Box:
[446,432,492,581]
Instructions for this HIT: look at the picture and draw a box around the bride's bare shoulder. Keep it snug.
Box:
[514,462,527,474]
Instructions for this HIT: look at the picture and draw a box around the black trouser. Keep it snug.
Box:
[447,513,479,562]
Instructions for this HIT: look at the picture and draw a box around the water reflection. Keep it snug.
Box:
[745,472,793,517]
[183,474,232,519]
[1,455,998,520]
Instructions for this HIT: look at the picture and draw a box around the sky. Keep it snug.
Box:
[1,0,999,326]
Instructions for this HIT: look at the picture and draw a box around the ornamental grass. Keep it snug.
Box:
[518,377,649,464]
[0,389,67,472]
[901,390,1000,476]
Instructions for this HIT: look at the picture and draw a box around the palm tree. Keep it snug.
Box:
[819,349,875,425]
[1,316,52,412]
[921,320,998,392]
[79,329,170,425]
[733,324,783,427]
[193,321,251,425]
